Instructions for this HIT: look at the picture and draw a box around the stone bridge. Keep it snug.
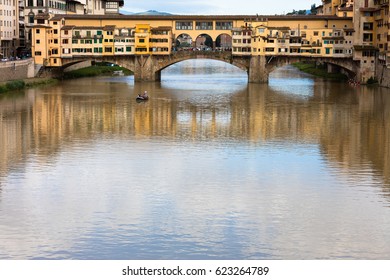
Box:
[61,52,360,83]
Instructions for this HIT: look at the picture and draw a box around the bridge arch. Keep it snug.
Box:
[61,57,136,74]
[176,33,193,49]
[195,34,213,50]
[265,56,359,80]
[159,56,248,74]
[216,34,232,50]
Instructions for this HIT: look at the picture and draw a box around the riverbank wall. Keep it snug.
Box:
[0,59,35,82]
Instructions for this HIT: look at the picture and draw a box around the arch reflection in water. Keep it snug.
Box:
[0,61,390,259]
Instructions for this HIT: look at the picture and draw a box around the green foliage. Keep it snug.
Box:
[178,42,191,48]
[0,79,57,95]
[292,62,348,81]
[310,4,317,15]
[6,80,25,90]
[287,9,307,15]
[0,85,6,94]
[64,65,132,79]
[0,80,26,94]
[367,77,378,84]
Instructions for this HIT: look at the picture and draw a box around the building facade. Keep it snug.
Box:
[31,15,354,67]
[23,0,123,52]
[10,0,390,86]
[0,0,19,59]
[319,0,354,16]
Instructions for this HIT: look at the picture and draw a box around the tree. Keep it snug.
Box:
[310,4,317,15]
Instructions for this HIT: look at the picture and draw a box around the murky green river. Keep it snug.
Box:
[1,60,389,259]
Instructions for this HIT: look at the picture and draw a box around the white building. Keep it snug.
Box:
[0,0,19,58]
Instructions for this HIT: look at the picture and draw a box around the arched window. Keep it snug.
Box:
[28,12,34,24]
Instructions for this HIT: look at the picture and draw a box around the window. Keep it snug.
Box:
[196,21,213,30]
[176,21,193,30]
[363,33,373,42]
[363,22,373,30]
[362,50,375,56]
[36,29,40,34]
[36,39,40,44]
[216,21,232,30]
[29,13,34,24]
[105,1,118,9]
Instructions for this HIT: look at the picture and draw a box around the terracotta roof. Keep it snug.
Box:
[359,7,380,12]
[35,13,50,20]
[72,26,104,30]
[32,25,52,29]
[103,25,116,31]
[50,14,352,22]
[354,45,378,51]
[61,25,76,31]
[267,26,291,31]
[323,36,345,40]
[151,26,172,31]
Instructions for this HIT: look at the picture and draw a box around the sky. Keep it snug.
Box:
[122,0,323,15]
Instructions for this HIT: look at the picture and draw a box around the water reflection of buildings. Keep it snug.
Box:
[1,82,390,190]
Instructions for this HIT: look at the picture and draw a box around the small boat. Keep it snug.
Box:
[136,95,149,101]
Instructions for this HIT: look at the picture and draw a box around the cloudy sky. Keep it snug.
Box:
[122,0,322,15]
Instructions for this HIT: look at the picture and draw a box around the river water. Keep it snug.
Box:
[1,60,390,259]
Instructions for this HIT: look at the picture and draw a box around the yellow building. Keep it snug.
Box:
[353,0,389,73]
[32,15,174,67]
[319,0,354,16]
[134,24,150,55]
[31,14,354,71]
[31,25,51,65]
[249,16,353,58]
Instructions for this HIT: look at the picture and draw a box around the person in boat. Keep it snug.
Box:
[137,90,148,99]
